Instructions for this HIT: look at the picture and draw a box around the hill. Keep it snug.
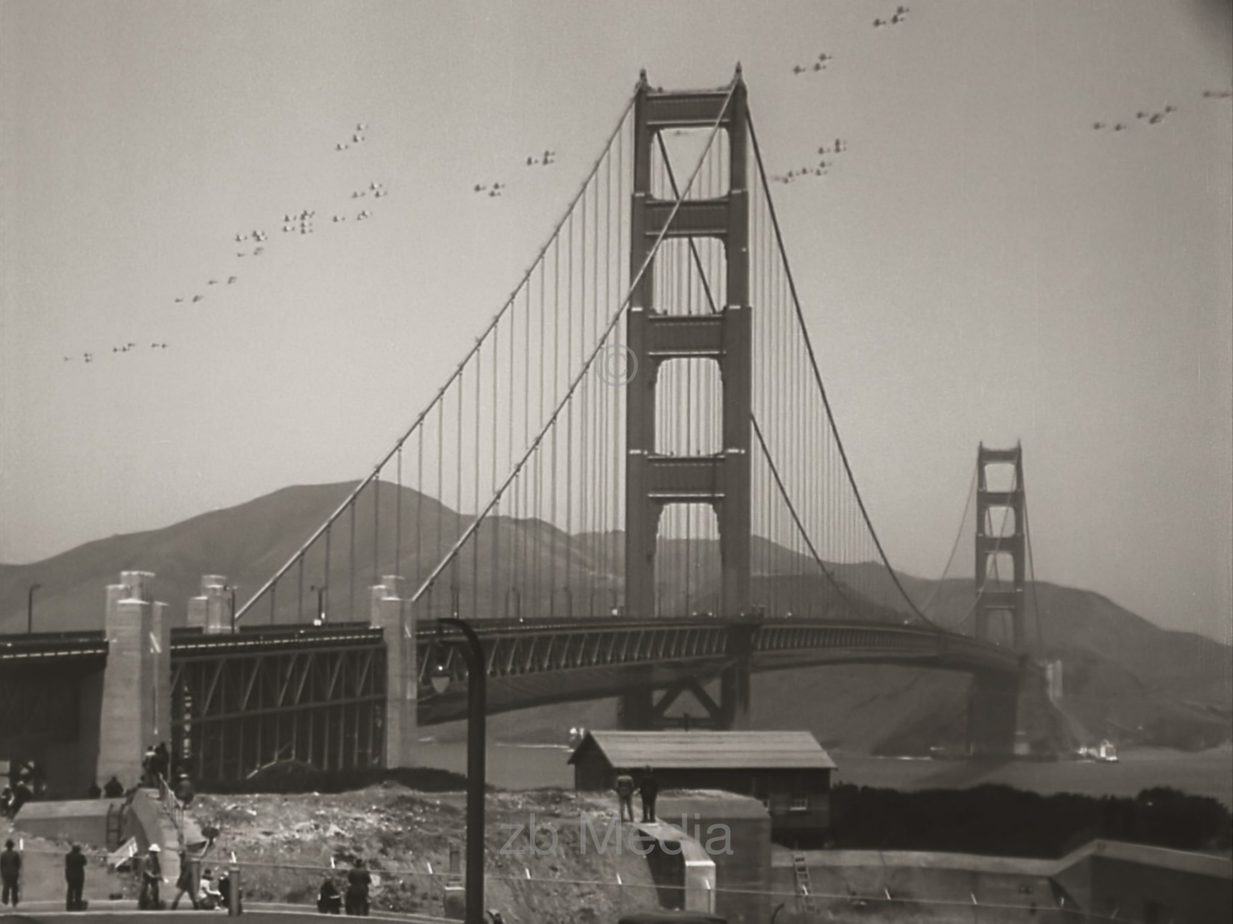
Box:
[2,481,1229,753]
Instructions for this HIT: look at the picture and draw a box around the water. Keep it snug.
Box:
[831,744,1233,807]
[411,739,1233,807]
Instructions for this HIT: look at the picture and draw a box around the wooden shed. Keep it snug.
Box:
[569,730,837,838]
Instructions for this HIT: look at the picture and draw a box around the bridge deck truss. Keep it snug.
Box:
[170,627,386,783]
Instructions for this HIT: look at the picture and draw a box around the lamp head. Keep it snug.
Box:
[429,658,451,695]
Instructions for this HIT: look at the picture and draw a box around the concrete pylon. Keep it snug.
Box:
[371,575,417,769]
[97,571,171,788]
[187,574,233,633]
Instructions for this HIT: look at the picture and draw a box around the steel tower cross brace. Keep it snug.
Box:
[624,68,751,623]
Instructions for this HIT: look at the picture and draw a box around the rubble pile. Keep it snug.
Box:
[191,782,659,922]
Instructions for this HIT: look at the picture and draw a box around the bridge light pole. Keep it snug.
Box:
[27,583,40,634]
[432,618,486,924]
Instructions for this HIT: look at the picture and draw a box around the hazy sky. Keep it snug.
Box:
[2,1,1230,642]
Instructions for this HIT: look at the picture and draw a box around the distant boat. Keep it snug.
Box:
[1077,739,1119,763]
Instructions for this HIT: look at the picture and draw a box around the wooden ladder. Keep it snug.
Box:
[792,853,817,913]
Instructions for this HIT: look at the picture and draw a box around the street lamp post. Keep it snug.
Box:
[310,584,327,624]
[431,618,486,924]
[27,583,40,634]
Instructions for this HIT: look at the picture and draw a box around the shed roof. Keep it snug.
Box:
[569,730,837,771]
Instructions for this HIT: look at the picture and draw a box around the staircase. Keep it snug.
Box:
[792,853,817,913]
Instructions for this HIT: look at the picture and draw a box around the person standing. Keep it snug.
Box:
[615,771,636,822]
[345,858,371,916]
[0,839,20,908]
[171,850,198,910]
[141,747,156,786]
[139,844,162,909]
[639,766,659,823]
[64,844,87,910]
[317,877,342,914]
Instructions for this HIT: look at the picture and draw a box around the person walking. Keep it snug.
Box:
[64,844,87,910]
[615,771,636,822]
[344,858,371,916]
[139,843,162,909]
[0,839,21,908]
[639,766,659,823]
[171,850,198,909]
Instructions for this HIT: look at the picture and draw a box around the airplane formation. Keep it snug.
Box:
[52,29,1230,368]
[772,138,849,185]
[873,6,911,28]
[791,53,833,75]
[64,120,397,365]
[1092,103,1179,133]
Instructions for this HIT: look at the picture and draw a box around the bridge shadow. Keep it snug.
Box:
[914,756,1016,790]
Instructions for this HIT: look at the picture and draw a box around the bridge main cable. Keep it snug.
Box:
[745,112,940,628]
[234,94,637,624]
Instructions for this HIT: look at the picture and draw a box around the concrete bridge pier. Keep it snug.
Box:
[96,571,171,789]
[965,668,1021,756]
[187,574,234,633]
[370,575,417,769]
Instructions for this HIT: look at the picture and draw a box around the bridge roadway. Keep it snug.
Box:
[2,616,1021,728]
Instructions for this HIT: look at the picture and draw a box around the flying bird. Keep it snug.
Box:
[227,276,237,284]
[192,294,204,303]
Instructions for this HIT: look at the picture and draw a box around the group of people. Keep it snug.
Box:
[0,837,241,913]
[316,858,371,915]
[1,763,42,819]
[85,775,129,799]
[0,780,33,819]
[615,766,659,823]
[143,844,239,913]
[2,838,87,911]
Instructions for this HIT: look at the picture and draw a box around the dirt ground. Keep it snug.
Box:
[188,783,662,923]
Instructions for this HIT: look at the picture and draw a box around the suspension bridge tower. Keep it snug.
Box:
[968,442,1029,754]
[620,68,754,730]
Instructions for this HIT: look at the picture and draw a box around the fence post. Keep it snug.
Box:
[228,855,242,917]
